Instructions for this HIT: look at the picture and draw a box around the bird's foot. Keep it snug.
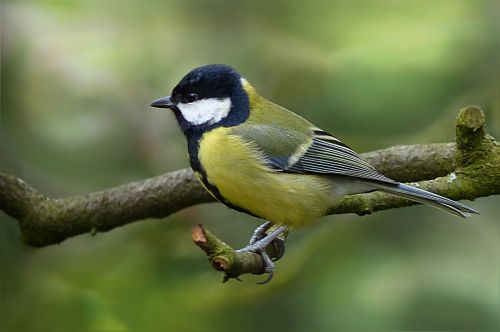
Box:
[236,225,287,284]
[248,221,273,245]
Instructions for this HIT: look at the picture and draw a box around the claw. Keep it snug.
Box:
[249,221,273,244]
[236,225,286,283]
[256,250,275,284]
[257,270,274,284]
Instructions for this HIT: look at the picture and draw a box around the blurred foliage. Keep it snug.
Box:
[1,1,499,331]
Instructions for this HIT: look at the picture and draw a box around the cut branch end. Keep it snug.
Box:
[191,224,285,281]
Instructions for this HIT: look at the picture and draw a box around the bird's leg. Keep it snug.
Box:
[237,226,286,253]
[236,225,287,284]
[248,221,273,244]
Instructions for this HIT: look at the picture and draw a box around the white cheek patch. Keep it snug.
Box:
[177,98,231,125]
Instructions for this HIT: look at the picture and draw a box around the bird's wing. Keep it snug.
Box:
[230,123,397,184]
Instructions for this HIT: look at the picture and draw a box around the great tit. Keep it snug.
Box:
[151,64,478,282]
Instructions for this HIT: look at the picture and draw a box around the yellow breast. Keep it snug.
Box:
[197,127,333,228]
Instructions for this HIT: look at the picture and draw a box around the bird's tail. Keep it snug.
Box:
[369,182,479,218]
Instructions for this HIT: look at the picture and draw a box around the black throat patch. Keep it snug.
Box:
[179,88,259,217]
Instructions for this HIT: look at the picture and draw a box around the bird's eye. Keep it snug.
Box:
[186,93,198,103]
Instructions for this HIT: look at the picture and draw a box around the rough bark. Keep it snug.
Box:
[190,106,499,280]
[0,106,498,280]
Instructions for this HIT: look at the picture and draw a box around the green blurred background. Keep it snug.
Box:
[1,1,499,331]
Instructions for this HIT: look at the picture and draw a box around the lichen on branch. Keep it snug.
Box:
[192,224,285,282]
[0,106,498,256]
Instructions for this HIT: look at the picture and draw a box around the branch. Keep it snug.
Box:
[190,106,499,281]
[192,224,285,282]
[0,169,212,246]
[1,106,498,252]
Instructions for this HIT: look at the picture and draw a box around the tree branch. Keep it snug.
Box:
[1,106,498,254]
[189,106,499,281]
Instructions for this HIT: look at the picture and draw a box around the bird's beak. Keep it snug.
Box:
[150,96,175,110]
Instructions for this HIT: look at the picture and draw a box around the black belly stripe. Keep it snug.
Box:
[187,132,261,219]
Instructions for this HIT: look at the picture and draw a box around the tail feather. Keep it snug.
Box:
[370,182,479,218]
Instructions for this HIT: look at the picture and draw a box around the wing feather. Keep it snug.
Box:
[288,132,397,183]
[231,122,396,184]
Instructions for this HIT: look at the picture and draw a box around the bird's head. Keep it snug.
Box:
[151,64,251,135]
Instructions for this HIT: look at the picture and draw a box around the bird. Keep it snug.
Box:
[150,64,478,283]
